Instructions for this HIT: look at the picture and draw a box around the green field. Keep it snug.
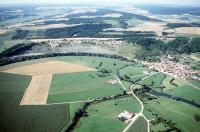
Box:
[48,71,124,103]
[127,116,148,132]
[139,73,166,88]
[144,97,200,132]
[103,20,121,28]
[0,72,70,132]
[74,97,141,132]
[165,84,200,103]
[54,56,131,75]
[126,18,144,27]
[161,76,200,103]
[119,64,149,77]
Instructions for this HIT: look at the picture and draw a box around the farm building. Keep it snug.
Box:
[115,110,135,122]
[108,79,120,85]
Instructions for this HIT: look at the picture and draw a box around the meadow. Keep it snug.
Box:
[119,64,148,77]
[48,71,124,103]
[139,73,166,88]
[144,97,200,132]
[74,97,141,132]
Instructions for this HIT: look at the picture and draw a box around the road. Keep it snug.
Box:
[117,75,151,132]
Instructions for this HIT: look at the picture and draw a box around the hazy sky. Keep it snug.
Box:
[0,0,200,5]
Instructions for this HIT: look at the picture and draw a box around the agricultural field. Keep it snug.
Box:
[0,3,200,132]
[166,84,200,103]
[139,73,166,88]
[48,71,124,103]
[119,64,149,77]
[0,55,199,132]
[0,56,136,131]
[144,97,200,132]
[74,97,141,132]
[0,72,70,132]
[127,116,148,132]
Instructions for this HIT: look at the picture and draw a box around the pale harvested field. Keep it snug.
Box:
[0,29,7,35]
[20,74,52,105]
[25,24,69,30]
[190,55,200,61]
[175,27,200,35]
[104,22,166,36]
[3,61,95,76]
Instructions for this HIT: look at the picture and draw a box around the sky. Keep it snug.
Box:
[0,0,200,5]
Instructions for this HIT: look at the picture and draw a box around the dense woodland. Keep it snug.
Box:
[12,30,29,40]
[167,23,200,28]
[45,24,112,38]
[126,37,200,61]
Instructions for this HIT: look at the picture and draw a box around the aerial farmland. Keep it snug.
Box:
[0,1,200,132]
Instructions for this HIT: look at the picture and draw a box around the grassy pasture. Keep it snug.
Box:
[127,116,148,132]
[161,76,200,103]
[48,71,124,103]
[126,18,144,27]
[119,64,148,77]
[54,56,130,75]
[165,84,200,103]
[187,79,200,89]
[144,97,200,132]
[139,73,166,88]
[103,20,121,28]
[74,97,141,132]
[0,72,70,132]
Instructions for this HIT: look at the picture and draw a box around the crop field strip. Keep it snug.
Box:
[127,116,148,132]
[20,74,53,105]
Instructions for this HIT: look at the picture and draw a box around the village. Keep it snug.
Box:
[142,58,200,81]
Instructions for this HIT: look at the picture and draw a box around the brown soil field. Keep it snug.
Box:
[20,74,52,105]
[3,61,96,76]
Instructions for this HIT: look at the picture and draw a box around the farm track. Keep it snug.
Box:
[116,64,152,132]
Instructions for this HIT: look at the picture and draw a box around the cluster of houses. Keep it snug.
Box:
[142,59,200,80]
[115,110,135,122]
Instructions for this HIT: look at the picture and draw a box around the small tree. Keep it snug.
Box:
[194,114,200,122]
